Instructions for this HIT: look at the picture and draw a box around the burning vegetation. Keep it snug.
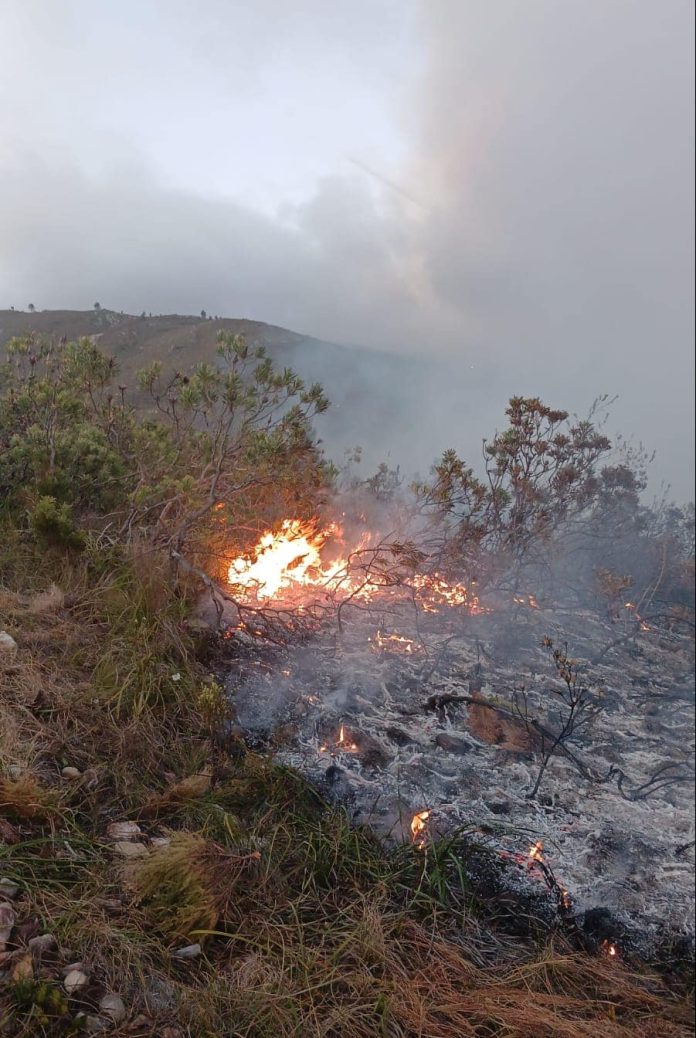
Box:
[0,330,694,1035]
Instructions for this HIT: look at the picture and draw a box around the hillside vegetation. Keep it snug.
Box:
[0,330,693,1037]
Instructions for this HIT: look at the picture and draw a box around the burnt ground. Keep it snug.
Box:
[224,598,695,964]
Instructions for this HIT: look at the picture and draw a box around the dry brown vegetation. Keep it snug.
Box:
[1,540,694,1037]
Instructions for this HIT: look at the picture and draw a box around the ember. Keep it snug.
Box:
[601,939,620,959]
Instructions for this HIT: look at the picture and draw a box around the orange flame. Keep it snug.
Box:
[369,631,422,655]
[601,939,619,959]
[410,809,431,847]
[227,519,484,617]
[528,840,544,864]
[624,602,650,631]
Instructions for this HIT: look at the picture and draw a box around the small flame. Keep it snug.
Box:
[514,594,541,609]
[601,939,619,959]
[370,631,422,655]
[528,840,544,864]
[624,602,650,631]
[320,723,358,755]
[410,809,431,847]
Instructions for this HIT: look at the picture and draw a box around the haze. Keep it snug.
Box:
[1,0,693,497]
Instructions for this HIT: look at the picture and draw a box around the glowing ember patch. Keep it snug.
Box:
[410,809,431,847]
[601,940,619,959]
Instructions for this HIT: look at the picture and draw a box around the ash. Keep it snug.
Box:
[226,600,695,953]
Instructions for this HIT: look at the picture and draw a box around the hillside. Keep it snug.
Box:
[1,312,693,1037]
[0,308,493,478]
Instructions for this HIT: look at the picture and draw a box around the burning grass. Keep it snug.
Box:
[1,533,694,1036]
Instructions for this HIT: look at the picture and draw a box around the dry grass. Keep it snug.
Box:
[1,535,694,1037]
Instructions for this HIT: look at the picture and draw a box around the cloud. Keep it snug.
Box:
[0,0,693,496]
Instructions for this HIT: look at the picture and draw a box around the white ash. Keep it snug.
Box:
[227,602,695,948]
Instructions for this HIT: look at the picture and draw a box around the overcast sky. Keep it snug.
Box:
[0,0,693,497]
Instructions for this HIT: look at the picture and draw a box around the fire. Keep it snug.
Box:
[226,518,485,616]
[624,602,650,631]
[528,840,544,864]
[514,594,540,609]
[228,519,345,600]
[601,939,619,959]
[410,809,431,848]
[370,631,422,655]
[319,723,358,754]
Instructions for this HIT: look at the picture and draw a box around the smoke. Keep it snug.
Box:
[0,0,693,497]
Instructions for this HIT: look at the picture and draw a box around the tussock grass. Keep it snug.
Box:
[1,530,693,1037]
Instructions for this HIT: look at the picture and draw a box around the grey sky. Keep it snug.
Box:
[0,0,693,497]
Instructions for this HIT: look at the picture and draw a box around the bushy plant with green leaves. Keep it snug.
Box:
[416,396,645,584]
[0,331,331,575]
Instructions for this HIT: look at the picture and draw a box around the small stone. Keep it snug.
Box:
[113,841,148,858]
[150,837,171,849]
[0,878,19,899]
[84,1016,109,1034]
[0,631,18,654]
[64,968,89,994]
[61,766,81,779]
[28,933,57,956]
[172,942,201,959]
[99,993,127,1024]
[486,800,511,815]
[106,821,142,841]
[435,732,473,755]
[0,902,16,944]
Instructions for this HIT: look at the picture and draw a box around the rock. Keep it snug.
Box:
[99,993,127,1024]
[0,902,16,944]
[385,725,418,746]
[0,631,18,655]
[106,821,142,841]
[28,933,57,956]
[113,841,148,858]
[83,1016,109,1034]
[435,732,473,755]
[61,766,81,779]
[172,942,201,959]
[150,837,171,849]
[64,968,89,994]
[0,878,20,899]
[486,799,511,815]
[0,818,20,844]
[61,961,85,974]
